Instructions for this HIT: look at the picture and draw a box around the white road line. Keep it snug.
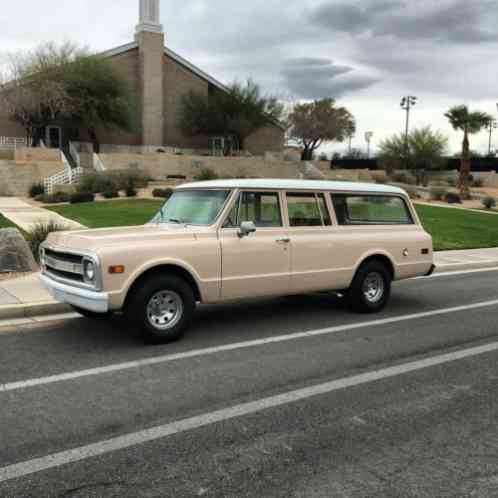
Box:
[1,339,498,483]
[2,298,498,394]
[412,266,498,280]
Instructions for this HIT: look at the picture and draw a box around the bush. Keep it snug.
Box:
[167,174,187,180]
[445,192,462,204]
[29,183,45,198]
[446,177,457,187]
[26,221,66,263]
[103,191,120,199]
[404,186,421,200]
[482,196,497,209]
[472,177,484,188]
[70,192,95,204]
[34,192,70,204]
[76,172,148,194]
[152,188,173,199]
[430,186,448,201]
[390,172,417,185]
[194,168,219,181]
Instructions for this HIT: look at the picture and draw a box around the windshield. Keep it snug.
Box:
[150,190,231,226]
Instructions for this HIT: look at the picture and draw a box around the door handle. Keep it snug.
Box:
[276,238,291,244]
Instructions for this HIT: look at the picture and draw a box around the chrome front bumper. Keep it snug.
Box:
[39,274,109,313]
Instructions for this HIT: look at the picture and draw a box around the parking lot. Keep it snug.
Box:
[1,268,498,497]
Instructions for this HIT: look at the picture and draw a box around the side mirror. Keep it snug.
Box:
[238,221,257,238]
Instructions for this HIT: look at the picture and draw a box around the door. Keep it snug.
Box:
[286,192,342,293]
[220,191,291,299]
[46,126,61,148]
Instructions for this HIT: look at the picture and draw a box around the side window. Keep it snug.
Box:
[287,193,330,227]
[224,192,282,228]
[332,195,414,225]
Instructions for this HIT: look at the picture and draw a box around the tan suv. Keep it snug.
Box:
[40,179,434,343]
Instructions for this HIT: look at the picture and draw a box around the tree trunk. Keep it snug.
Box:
[458,130,471,199]
[301,147,313,161]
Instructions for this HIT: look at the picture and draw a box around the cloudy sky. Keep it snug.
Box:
[1,0,497,155]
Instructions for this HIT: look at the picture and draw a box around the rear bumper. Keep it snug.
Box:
[39,274,109,313]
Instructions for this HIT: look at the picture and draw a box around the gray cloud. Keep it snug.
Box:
[281,58,378,99]
[310,0,498,44]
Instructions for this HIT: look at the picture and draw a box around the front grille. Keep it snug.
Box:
[43,248,84,283]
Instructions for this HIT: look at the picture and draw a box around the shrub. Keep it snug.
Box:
[77,172,148,194]
[445,192,462,204]
[472,177,484,188]
[194,168,219,181]
[446,177,457,187]
[482,196,497,209]
[152,188,173,199]
[167,174,187,180]
[404,186,421,200]
[70,192,95,204]
[29,182,45,198]
[103,191,120,199]
[430,186,448,201]
[34,192,70,204]
[26,221,66,263]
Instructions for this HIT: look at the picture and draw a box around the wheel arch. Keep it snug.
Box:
[353,253,396,282]
[123,264,202,310]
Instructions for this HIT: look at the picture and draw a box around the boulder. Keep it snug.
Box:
[0,228,38,273]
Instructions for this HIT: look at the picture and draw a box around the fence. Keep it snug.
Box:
[0,137,30,149]
[43,150,83,195]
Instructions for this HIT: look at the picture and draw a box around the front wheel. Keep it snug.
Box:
[348,261,392,313]
[126,274,196,344]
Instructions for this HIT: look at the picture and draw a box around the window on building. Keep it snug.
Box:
[332,195,414,225]
[287,193,332,227]
[224,192,282,228]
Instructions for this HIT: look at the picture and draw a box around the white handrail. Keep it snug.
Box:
[43,150,83,195]
[93,153,106,172]
[69,141,81,168]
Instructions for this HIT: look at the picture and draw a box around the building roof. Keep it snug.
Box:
[99,41,286,132]
[176,179,407,195]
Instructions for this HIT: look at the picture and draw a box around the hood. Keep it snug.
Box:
[46,224,200,252]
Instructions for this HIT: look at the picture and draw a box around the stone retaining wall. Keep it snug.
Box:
[0,161,62,196]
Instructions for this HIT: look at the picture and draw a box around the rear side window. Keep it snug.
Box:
[287,193,332,227]
[332,195,414,225]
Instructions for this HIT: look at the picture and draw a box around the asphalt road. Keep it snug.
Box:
[1,268,498,497]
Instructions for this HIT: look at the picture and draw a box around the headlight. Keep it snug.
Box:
[83,260,96,282]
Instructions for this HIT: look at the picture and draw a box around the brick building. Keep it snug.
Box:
[0,0,284,155]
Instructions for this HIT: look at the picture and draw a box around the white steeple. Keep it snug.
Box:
[136,0,163,34]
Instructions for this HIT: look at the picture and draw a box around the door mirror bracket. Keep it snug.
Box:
[238,221,257,238]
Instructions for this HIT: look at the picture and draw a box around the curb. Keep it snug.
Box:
[433,260,498,274]
[0,301,72,321]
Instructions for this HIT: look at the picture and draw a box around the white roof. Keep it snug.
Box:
[176,179,406,195]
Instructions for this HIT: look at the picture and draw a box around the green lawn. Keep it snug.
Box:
[47,199,498,252]
[0,214,20,230]
[415,204,498,251]
[47,199,164,229]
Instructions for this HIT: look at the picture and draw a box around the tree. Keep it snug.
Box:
[179,79,284,155]
[288,99,355,161]
[63,55,135,152]
[0,42,134,150]
[379,126,448,184]
[444,105,492,198]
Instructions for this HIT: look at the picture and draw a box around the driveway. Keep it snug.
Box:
[0,197,84,232]
[1,268,498,496]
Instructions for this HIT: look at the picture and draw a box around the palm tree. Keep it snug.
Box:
[445,105,492,198]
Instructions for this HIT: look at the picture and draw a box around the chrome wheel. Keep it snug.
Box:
[146,290,183,331]
[362,272,385,304]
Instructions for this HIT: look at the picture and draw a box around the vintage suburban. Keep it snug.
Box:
[40,179,434,343]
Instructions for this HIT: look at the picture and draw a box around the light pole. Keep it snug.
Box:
[400,96,417,157]
[486,118,497,156]
[365,131,374,158]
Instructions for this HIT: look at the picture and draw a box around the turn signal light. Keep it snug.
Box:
[109,265,125,274]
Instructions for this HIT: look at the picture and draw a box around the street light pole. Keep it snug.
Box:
[400,96,417,157]
[365,131,374,158]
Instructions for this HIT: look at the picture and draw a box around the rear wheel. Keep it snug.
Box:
[126,274,196,344]
[348,260,392,313]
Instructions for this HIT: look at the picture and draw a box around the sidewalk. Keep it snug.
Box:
[2,248,498,324]
[0,197,85,232]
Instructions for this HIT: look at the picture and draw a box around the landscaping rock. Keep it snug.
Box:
[0,228,38,273]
